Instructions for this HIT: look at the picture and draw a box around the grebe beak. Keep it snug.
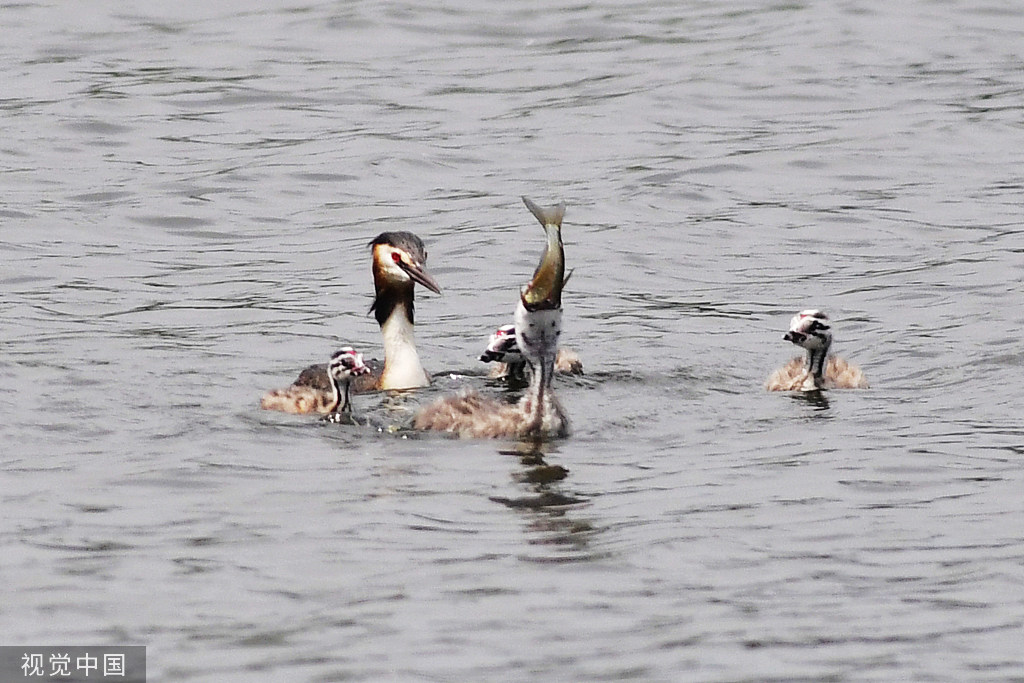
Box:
[398,257,442,294]
[784,330,806,344]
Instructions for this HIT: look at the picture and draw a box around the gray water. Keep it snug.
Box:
[4,1,1024,681]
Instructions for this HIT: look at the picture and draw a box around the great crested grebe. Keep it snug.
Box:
[261,232,441,414]
[414,197,571,439]
[480,323,583,382]
[765,309,868,392]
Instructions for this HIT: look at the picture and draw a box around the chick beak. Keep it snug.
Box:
[784,331,806,344]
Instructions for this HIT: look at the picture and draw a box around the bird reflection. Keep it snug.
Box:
[489,442,597,556]
[511,445,569,485]
[788,389,831,411]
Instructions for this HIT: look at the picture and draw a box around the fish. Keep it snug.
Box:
[520,197,566,311]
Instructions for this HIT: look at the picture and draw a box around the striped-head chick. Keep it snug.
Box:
[767,309,867,391]
[329,347,371,382]
[479,324,524,365]
[327,346,371,415]
[783,309,833,353]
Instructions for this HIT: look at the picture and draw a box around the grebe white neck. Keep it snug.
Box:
[379,300,429,389]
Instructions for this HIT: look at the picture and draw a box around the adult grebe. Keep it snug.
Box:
[261,232,441,414]
[480,323,583,382]
[414,197,570,439]
[765,309,868,391]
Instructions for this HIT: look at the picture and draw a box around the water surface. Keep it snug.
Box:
[3,1,1024,681]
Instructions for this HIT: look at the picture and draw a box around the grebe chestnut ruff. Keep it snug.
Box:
[261,232,441,414]
[480,323,583,381]
[414,198,571,439]
[765,309,868,392]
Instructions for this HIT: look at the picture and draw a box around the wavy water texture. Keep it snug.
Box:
[2,1,1024,681]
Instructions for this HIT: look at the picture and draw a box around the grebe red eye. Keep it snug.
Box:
[392,252,402,263]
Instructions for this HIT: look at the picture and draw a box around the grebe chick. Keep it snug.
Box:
[323,347,372,422]
[480,324,583,381]
[415,197,571,439]
[765,309,868,392]
[262,347,371,416]
[261,232,441,414]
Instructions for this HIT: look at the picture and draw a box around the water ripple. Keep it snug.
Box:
[3,0,1024,681]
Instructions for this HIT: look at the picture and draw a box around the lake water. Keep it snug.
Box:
[4,1,1024,681]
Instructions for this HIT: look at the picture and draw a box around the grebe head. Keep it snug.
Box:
[783,309,833,385]
[326,346,370,416]
[329,346,371,382]
[783,310,833,352]
[369,231,441,333]
[479,324,523,364]
[370,232,442,294]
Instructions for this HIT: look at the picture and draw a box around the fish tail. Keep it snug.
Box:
[522,197,565,229]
